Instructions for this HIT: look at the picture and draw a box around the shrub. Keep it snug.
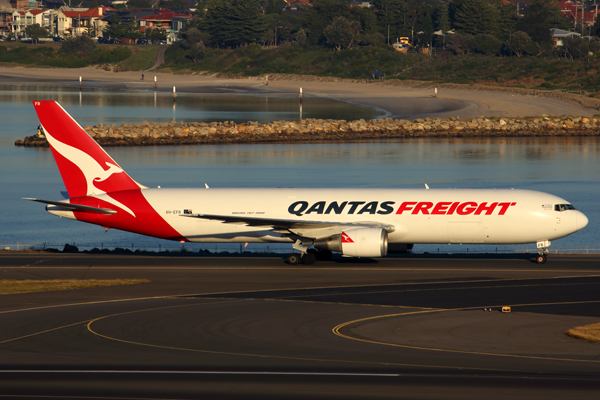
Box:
[474,35,502,56]
[61,36,96,55]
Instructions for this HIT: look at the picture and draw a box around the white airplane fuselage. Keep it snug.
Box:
[49,188,587,245]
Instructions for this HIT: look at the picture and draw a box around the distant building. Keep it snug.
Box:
[0,0,13,35]
[11,9,51,34]
[551,28,582,46]
[10,0,42,10]
[558,0,598,28]
[138,10,192,43]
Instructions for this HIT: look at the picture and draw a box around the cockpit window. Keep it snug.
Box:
[554,204,576,212]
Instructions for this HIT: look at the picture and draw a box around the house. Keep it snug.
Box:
[11,9,52,35]
[551,28,582,46]
[558,0,598,27]
[59,6,115,37]
[138,10,191,43]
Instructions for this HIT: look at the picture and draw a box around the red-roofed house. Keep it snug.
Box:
[11,9,51,34]
[138,11,192,44]
[58,6,115,37]
[558,0,598,27]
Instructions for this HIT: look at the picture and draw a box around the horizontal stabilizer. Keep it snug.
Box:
[23,198,117,215]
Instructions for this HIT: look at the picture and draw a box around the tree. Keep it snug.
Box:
[187,41,205,63]
[505,30,532,57]
[180,27,203,46]
[594,12,600,37]
[554,37,600,60]
[159,0,186,9]
[435,1,450,33]
[127,0,151,7]
[203,0,265,47]
[419,12,434,46]
[61,36,96,55]
[323,16,360,50]
[148,27,168,41]
[495,2,517,41]
[294,28,308,46]
[303,0,353,45]
[447,33,477,54]
[103,14,124,38]
[371,0,402,42]
[350,4,379,36]
[25,24,48,44]
[517,0,570,44]
[265,0,286,15]
[474,34,502,55]
[454,0,497,36]
[179,27,207,48]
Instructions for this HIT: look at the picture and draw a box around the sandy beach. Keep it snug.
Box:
[0,65,597,119]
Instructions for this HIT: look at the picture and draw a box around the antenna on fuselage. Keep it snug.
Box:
[425,183,430,189]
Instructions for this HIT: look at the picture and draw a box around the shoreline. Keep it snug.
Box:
[1,66,599,121]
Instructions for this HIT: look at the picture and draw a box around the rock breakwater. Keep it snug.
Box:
[15,115,600,147]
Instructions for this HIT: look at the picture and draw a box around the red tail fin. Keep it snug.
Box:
[33,101,144,198]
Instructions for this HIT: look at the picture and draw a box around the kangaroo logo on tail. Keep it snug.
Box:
[33,101,145,216]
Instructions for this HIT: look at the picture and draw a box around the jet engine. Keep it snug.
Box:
[314,228,388,257]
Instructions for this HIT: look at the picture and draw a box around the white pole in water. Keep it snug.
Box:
[435,88,437,98]
[173,86,176,102]
[299,87,303,103]
[79,76,82,91]
[154,75,157,89]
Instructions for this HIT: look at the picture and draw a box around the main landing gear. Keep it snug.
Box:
[288,252,317,265]
[536,253,547,264]
[287,245,333,265]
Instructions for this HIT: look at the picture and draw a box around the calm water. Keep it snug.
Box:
[0,87,598,253]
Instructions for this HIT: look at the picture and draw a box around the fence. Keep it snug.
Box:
[2,242,599,255]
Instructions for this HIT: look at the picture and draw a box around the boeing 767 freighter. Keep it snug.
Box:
[25,101,588,264]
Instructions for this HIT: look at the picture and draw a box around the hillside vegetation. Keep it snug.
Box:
[163,43,600,93]
[3,41,600,93]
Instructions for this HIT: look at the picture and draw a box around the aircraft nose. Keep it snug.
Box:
[577,211,589,231]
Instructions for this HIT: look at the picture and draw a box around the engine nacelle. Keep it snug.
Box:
[314,228,388,258]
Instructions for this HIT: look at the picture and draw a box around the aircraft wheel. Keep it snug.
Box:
[301,252,317,265]
[288,253,301,265]
[536,254,547,264]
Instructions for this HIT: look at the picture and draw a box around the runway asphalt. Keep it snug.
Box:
[0,253,599,399]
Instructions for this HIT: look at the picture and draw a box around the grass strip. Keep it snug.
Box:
[120,47,159,71]
[0,279,150,294]
[565,323,600,343]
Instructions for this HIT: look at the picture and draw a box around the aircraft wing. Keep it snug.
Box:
[23,198,117,215]
[182,213,395,238]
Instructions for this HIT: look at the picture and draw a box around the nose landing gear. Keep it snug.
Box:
[536,240,550,264]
